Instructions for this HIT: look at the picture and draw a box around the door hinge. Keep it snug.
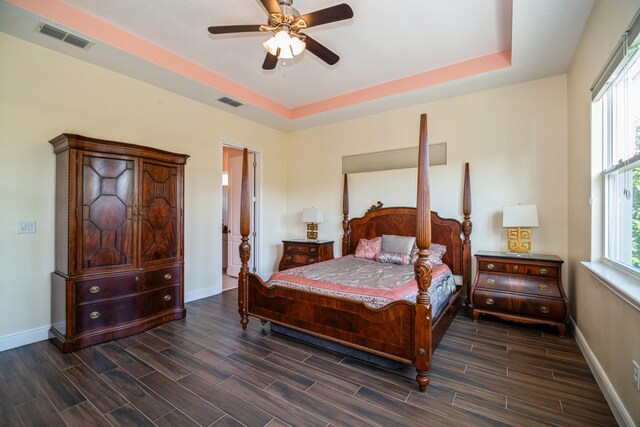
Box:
[252,231,257,238]
[253,160,257,168]
[252,267,257,273]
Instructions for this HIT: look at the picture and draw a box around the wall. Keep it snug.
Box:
[286,76,569,271]
[567,0,640,423]
[0,33,288,345]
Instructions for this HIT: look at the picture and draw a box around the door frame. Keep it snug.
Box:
[220,140,262,290]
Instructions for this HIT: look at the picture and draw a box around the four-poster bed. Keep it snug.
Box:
[237,114,472,390]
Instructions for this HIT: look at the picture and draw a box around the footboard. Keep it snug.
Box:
[245,273,427,364]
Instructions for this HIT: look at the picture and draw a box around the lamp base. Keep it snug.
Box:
[507,227,533,254]
[306,223,318,240]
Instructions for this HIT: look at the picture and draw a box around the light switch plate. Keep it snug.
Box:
[18,220,36,234]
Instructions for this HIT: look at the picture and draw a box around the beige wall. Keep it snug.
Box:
[0,33,288,340]
[287,76,569,270]
[567,0,640,423]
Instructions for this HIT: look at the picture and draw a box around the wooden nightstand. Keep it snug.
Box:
[471,251,569,337]
[278,239,334,271]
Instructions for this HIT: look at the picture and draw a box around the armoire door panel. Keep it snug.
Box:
[139,161,180,266]
[79,153,136,272]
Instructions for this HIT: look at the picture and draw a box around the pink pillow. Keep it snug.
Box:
[354,237,382,260]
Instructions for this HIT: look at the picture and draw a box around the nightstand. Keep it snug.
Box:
[471,251,569,337]
[278,239,334,271]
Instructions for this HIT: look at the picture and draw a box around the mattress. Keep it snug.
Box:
[268,255,457,320]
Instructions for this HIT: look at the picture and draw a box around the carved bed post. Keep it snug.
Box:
[342,174,350,256]
[414,113,433,391]
[238,148,251,330]
[462,162,472,306]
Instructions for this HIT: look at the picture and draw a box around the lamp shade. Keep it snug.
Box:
[302,208,324,223]
[503,205,538,228]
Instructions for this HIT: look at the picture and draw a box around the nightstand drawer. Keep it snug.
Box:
[479,260,558,278]
[282,254,317,265]
[285,244,318,255]
[476,273,561,298]
[473,289,566,322]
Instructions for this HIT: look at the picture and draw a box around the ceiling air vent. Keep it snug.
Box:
[217,97,243,108]
[37,22,94,50]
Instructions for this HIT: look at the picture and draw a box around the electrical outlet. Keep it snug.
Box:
[633,361,640,391]
[17,220,36,234]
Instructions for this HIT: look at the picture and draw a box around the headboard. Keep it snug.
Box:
[345,207,464,276]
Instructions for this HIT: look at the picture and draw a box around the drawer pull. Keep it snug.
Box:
[486,279,495,285]
[539,306,550,314]
[164,295,172,301]
[135,276,139,282]
[89,286,101,294]
[310,248,316,253]
[487,264,495,270]
[513,265,519,271]
[164,273,172,280]
[538,284,548,291]
[539,268,548,275]
[89,311,100,319]
[286,256,292,261]
[308,258,316,263]
[485,298,495,305]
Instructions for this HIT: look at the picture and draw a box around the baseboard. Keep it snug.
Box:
[0,325,50,352]
[570,318,636,427]
[185,285,218,303]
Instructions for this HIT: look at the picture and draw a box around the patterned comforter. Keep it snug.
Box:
[268,255,457,320]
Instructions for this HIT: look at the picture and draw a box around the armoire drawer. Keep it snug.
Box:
[76,267,180,303]
[76,285,180,333]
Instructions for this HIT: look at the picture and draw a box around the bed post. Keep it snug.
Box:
[414,113,433,391]
[342,174,350,255]
[238,148,250,330]
[462,162,472,305]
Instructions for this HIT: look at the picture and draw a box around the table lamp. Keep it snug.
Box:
[503,205,538,254]
[302,208,324,240]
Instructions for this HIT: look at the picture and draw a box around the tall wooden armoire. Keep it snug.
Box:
[49,134,189,352]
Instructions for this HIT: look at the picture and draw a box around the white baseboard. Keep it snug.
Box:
[570,318,636,427]
[185,285,218,303]
[0,326,49,352]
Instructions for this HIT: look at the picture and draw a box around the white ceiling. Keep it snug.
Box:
[0,0,594,131]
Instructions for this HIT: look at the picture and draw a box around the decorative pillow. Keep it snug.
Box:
[381,235,416,257]
[354,237,382,260]
[375,251,411,265]
[410,242,447,266]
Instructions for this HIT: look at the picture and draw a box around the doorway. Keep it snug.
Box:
[221,144,258,291]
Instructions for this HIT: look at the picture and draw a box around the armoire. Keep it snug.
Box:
[49,134,188,352]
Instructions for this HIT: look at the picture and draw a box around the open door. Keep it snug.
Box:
[227,152,255,277]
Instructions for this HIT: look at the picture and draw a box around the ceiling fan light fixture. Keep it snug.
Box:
[290,35,306,55]
[279,45,294,59]
[263,36,279,55]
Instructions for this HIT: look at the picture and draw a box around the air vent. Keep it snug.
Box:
[217,97,243,108]
[37,22,94,50]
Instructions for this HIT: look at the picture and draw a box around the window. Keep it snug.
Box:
[594,24,640,273]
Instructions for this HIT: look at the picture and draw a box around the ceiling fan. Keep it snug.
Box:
[208,0,354,70]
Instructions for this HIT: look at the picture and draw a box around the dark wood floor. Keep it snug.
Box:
[0,289,617,426]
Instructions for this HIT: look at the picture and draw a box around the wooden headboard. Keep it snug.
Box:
[345,207,464,276]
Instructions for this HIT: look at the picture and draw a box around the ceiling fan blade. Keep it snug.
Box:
[262,50,279,70]
[298,4,353,28]
[208,25,263,34]
[303,35,340,65]
[259,0,281,15]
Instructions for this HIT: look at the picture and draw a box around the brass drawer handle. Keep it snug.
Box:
[89,286,100,294]
[486,279,495,285]
[135,276,139,282]
[90,311,100,319]
[308,258,316,263]
[310,248,316,253]
[286,256,292,261]
[539,268,548,275]
[539,306,550,314]
[538,284,548,291]
[485,298,495,305]
[513,265,519,271]
[487,264,495,270]
[164,295,172,301]
[164,273,172,280]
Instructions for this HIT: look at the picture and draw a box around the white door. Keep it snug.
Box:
[227,153,255,277]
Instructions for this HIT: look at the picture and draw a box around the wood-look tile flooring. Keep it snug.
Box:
[0,290,616,426]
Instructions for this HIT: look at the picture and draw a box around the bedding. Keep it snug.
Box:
[268,255,457,320]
